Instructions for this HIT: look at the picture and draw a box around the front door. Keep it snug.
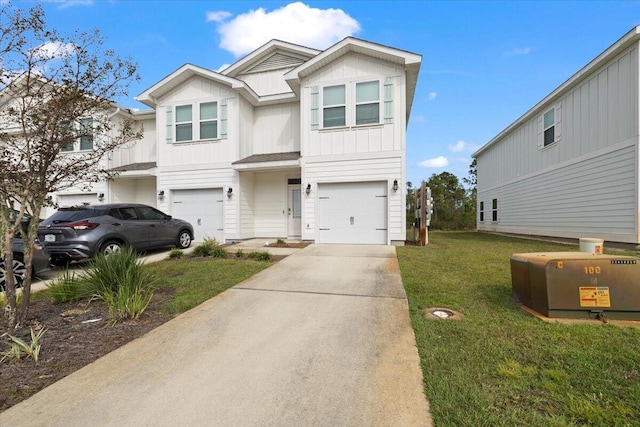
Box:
[287,184,302,239]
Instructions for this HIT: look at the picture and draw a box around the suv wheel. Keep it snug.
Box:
[177,230,192,249]
[100,240,123,256]
[0,255,27,291]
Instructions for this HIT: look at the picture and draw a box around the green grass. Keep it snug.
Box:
[397,231,640,427]
[148,258,270,314]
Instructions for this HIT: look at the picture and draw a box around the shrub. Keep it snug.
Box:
[192,238,219,257]
[235,248,244,258]
[82,247,154,322]
[167,248,184,259]
[276,238,285,245]
[46,269,92,303]
[247,250,272,262]
[193,238,227,258]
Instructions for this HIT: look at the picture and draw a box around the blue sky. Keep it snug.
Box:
[27,0,640,186]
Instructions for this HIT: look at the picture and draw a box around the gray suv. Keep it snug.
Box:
[38,203,193,266]
[1,238,50,291]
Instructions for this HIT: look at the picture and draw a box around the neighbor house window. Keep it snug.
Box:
[79,118,93,150]
[543,108,555,146]
[479,201,484,222]
[175,105,193,142]
[200,102,218,139]
[323,85,346,128]
[492,198,498,222]
[355,81,380,125]
[60,121,74,152]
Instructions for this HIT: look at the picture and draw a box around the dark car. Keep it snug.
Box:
[0,238,50,291]
[38,203,193,266]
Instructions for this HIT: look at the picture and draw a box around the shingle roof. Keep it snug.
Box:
[232,152,301,165]
[110,162,157,172]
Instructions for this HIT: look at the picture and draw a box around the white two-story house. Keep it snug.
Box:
[55,37,421,245]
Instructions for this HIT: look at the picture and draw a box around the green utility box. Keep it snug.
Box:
[510,252,640,320]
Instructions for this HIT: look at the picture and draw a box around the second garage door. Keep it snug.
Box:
[172,189,224,242]
[317,181,387,244]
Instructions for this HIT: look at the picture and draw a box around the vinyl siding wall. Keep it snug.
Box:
[110,116,156,168]
[477,44,640,243]
[252,102,300,154]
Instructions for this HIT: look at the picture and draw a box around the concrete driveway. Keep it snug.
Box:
[0,244,432,426]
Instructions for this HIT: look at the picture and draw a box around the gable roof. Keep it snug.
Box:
[284,37,422,121]
[135,64,260,108]
[221,40,321,77]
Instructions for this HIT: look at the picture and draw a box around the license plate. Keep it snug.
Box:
[45,234,56,242]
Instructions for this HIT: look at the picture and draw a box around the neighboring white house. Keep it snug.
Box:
[54,37,421,245]
[473,26,640,245]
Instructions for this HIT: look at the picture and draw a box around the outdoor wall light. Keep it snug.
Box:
[97,193,105,201]
[393,179,399,192]
[227,187,233,198]
[306,183,311,195]
[158,190,165,200]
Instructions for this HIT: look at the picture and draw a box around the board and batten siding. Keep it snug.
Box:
[156,167,238,240]
[477,43,640,244]
[478,45,638,190]
[252,102,300,154]
[302,155,404,243]
[252,172,288,237]
[300,52,407,158]
[110,116,157,169]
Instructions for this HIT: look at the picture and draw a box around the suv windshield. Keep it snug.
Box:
[41,207,105,225]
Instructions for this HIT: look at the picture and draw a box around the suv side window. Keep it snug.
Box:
[118,207,139,220]
[107,208,123,220]
[138,206,168,220]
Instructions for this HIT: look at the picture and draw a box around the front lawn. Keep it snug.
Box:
[397,232,640,426]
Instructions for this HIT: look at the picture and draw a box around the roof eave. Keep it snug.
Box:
[474,25,640,158]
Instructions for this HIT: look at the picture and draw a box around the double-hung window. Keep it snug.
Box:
[479,201,484,222]
[323,85,346,128]
[199,102,218,140]
[355,81,380,125]
[543,108,555,147]
[175,105,193,142]
[80,118,93,150]
[492,198,498,222]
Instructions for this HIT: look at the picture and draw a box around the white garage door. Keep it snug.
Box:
[172,189,224,242]
[317,182,387,244]
[57,193,97,207]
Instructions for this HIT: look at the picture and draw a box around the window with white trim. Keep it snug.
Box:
[479,201,484,222]
[492,198,498,222]
[355,81,380,125]
[175,105,193,142]
[543,108,555,147]
[323,85,346,128]
[199,101,218,140]
[79,118,93,150]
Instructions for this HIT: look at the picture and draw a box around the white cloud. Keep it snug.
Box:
[505,47,532,56]
[206,11,232,23]
[428,91,437,101]
[448,140,480,153]
[412,115,425,123]
[216,63,231,73]
[448,140,466,153]
[211,2,360,57]
[418,156,449,168]
[32,41,76,60]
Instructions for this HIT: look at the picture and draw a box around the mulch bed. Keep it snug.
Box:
[0,287,176,412]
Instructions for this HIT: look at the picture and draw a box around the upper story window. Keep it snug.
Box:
[543,108,555,146]
[175,105,193,142]
[60,118,93,152]
[314,79,389,130]
[199,101,218,140]
[323,85,346,128]
[355,81,380,125]
[80,118,93,150]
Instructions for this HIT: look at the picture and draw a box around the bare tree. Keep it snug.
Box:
[1,2,142,327]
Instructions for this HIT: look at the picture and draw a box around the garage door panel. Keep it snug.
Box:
[57,193,97,207]
[172,189,223,242]
[317,182,387,244]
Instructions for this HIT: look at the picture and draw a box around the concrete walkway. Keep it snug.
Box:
[1,244,432,426]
